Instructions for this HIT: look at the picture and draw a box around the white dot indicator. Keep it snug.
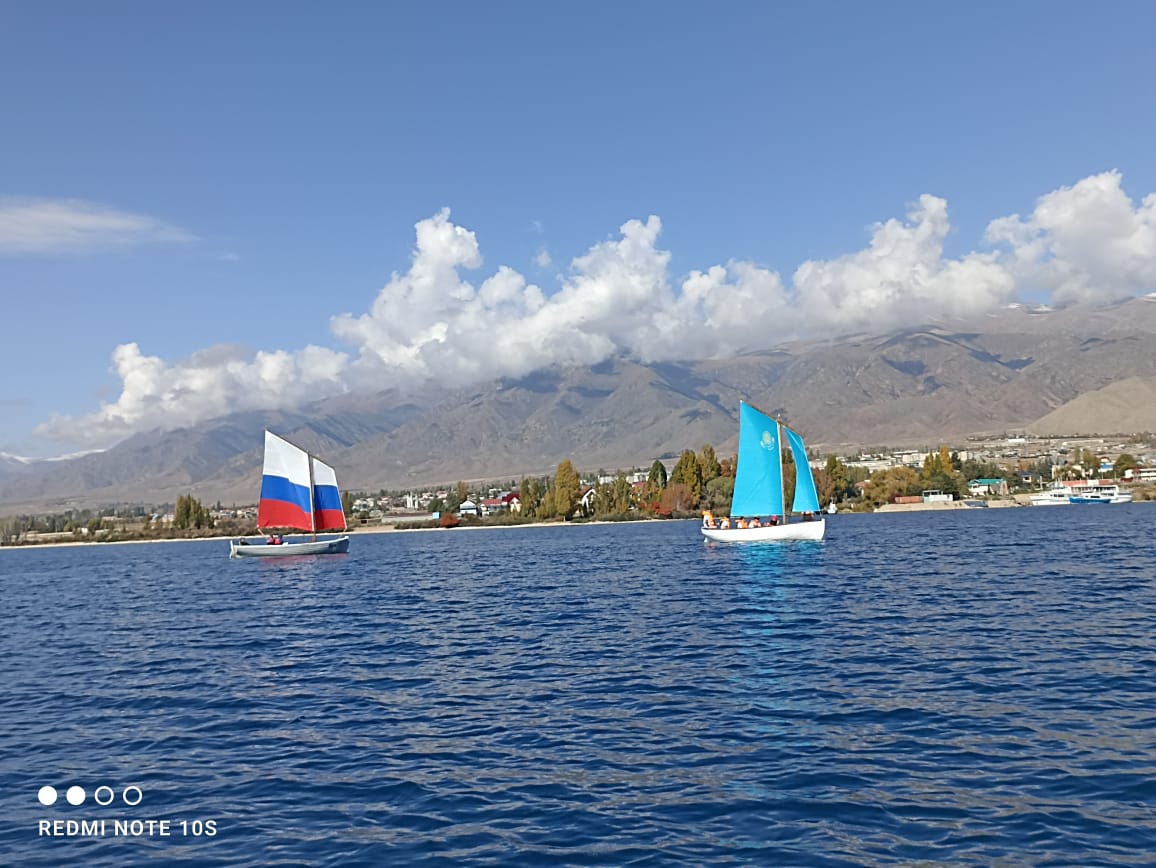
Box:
[38,786,58,806]
[95,786,114,806]
[123,785,143,806]
[66,786,86,806]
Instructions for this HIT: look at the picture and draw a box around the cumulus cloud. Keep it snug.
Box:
[791,194,1017,331]
[0,196,196,253]
[34,172,1156,450]
[985,171,1156,304]
[36,342,349,448]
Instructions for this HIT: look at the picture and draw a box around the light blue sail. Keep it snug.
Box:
[784,426,821,513]
[729,402,785,517]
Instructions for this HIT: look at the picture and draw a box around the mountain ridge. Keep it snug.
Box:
[3,298,1155,512]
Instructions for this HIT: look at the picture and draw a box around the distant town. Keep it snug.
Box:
[2,432,1153,546]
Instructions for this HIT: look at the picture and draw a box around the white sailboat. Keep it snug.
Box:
[229,431,351,558]
[702,402,826,543]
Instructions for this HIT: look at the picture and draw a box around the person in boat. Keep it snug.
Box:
[720,516,731,529]
[735,517,747,529]
[267,534,283,545]
[768,515,778,526]
[801,511,814,522]
[749,517,761,528]
[702,511,716,529]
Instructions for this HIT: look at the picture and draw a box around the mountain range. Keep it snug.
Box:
[3,296,1156,513]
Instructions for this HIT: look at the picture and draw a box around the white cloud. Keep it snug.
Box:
[534,248,551,268]
[33,172,1156,449]
[36,342,349,448]
[791,194,1017,331]
[985,171,1156,304]
[0,196,196,253]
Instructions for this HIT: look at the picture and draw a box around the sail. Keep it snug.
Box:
[257,431,315,530]
[311,456,347,531]
[729,402,785,517]
[784,426,821,514]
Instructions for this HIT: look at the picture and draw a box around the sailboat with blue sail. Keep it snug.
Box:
[229,431,351,558]
[701,401,826,542]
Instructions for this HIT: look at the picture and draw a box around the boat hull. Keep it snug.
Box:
[229,536,350,558]
[1069,494,1133,504]
[702,519,825,543]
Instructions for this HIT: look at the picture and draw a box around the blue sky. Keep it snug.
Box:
[3,1,1155,457]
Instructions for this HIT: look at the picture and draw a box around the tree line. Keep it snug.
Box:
[3,448,1149,544]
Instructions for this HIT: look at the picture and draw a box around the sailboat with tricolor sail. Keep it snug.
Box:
[229,431,351,558]
[701,401,826,542]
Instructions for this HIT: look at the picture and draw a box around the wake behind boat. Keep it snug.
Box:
[229,431,350,558]
[702,401,826,543]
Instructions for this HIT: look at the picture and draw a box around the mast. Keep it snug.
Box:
[307,449,317,542]
[776,418,786,525]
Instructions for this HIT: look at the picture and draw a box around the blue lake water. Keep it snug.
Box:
[1,506,1155,866]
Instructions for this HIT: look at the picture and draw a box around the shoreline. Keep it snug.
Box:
[0,516,681,551]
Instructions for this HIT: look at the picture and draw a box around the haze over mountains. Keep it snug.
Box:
[3,297,1155,512]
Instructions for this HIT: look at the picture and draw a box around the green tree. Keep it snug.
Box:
[537,485,556,520]
[646,459,668,491]
[823,455,849,502]
[862,467,921,508]
[592,472,634,516]
[549,459,582,519]
[519,476,543,517]
[959,458,1006,483]
[704,474,734,513]
[1114,453,1139,478]
[174,495,191,530]
[173,494,213,531]
[669,450,703,504]
[1076,447,1099,477]
[920,447,963,497]
[698,444,721,484]
[719,454,737,478]
[341,491,354,516]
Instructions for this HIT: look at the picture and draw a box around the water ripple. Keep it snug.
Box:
[2,507,1155,865]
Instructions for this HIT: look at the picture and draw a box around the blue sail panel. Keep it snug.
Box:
[785,426,821,513]
[730,403,784,517]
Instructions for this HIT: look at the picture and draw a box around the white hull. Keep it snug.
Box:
[702,519,825,543]
[1030,494,1071,506]
[1069,493,1133,504]
[230,536,350,558]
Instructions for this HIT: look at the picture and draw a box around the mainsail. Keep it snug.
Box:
[257,431,347,533]
[730,402,786,517]
[729,401,821,518]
